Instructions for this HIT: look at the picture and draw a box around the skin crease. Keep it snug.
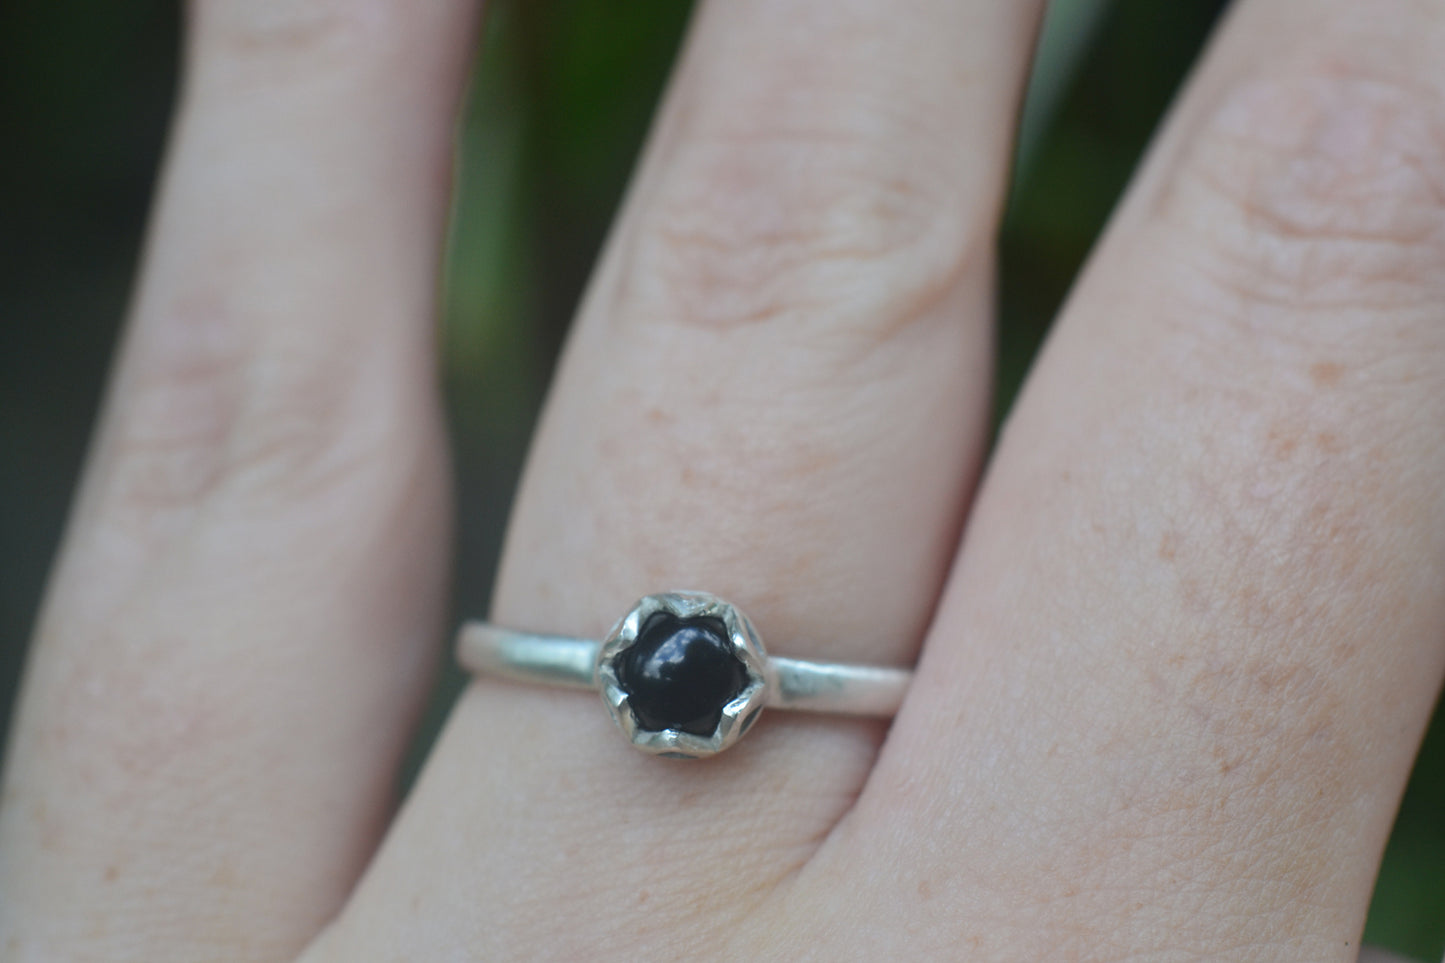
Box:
[1,1,1445,963]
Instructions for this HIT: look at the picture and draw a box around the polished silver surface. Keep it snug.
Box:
[769,657,910,716]
[455,591,914,758]
[455,625,597,690]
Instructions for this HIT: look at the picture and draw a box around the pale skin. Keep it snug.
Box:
[1,0,1443,959]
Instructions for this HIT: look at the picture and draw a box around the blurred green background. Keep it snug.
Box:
[1,0,1441,955]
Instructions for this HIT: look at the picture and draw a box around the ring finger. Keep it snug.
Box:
[304,0,1045,957]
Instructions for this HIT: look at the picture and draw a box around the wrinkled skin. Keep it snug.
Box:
[2,1,1444,961]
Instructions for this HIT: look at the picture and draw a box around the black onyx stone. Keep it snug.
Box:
[616,612,750,737]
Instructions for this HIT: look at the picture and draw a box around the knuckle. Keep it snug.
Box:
[102,309,415,533]
[1162,63,1445,326]
[217,365,378,502]
[622,121,981,350]
[102,315,249,522]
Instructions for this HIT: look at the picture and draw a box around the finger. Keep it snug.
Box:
[0,2,477,959]
[303,0,1044,957]
[806,0,1445,957]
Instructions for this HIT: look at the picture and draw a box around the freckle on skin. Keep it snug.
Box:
[32,801,61,852]
[1309,361,1344,387]
[1158,531,1182,561]
[104,865,119,882]
[1267,425,1298,457]
[1177,576,1205,612]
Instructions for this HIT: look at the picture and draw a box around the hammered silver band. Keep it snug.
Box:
[454,591,912,758]
[456,623,911,715]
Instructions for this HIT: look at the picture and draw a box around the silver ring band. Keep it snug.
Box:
[456,624,912,714]
[454,591,912,758]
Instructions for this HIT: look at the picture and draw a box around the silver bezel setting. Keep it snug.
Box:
[596,591,769,759]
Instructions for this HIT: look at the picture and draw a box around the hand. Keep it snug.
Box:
[2,1,1442,960]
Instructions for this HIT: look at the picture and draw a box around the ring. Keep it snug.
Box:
[455,591,913,759]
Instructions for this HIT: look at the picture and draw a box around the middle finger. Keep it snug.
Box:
[824,0,1445,956]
